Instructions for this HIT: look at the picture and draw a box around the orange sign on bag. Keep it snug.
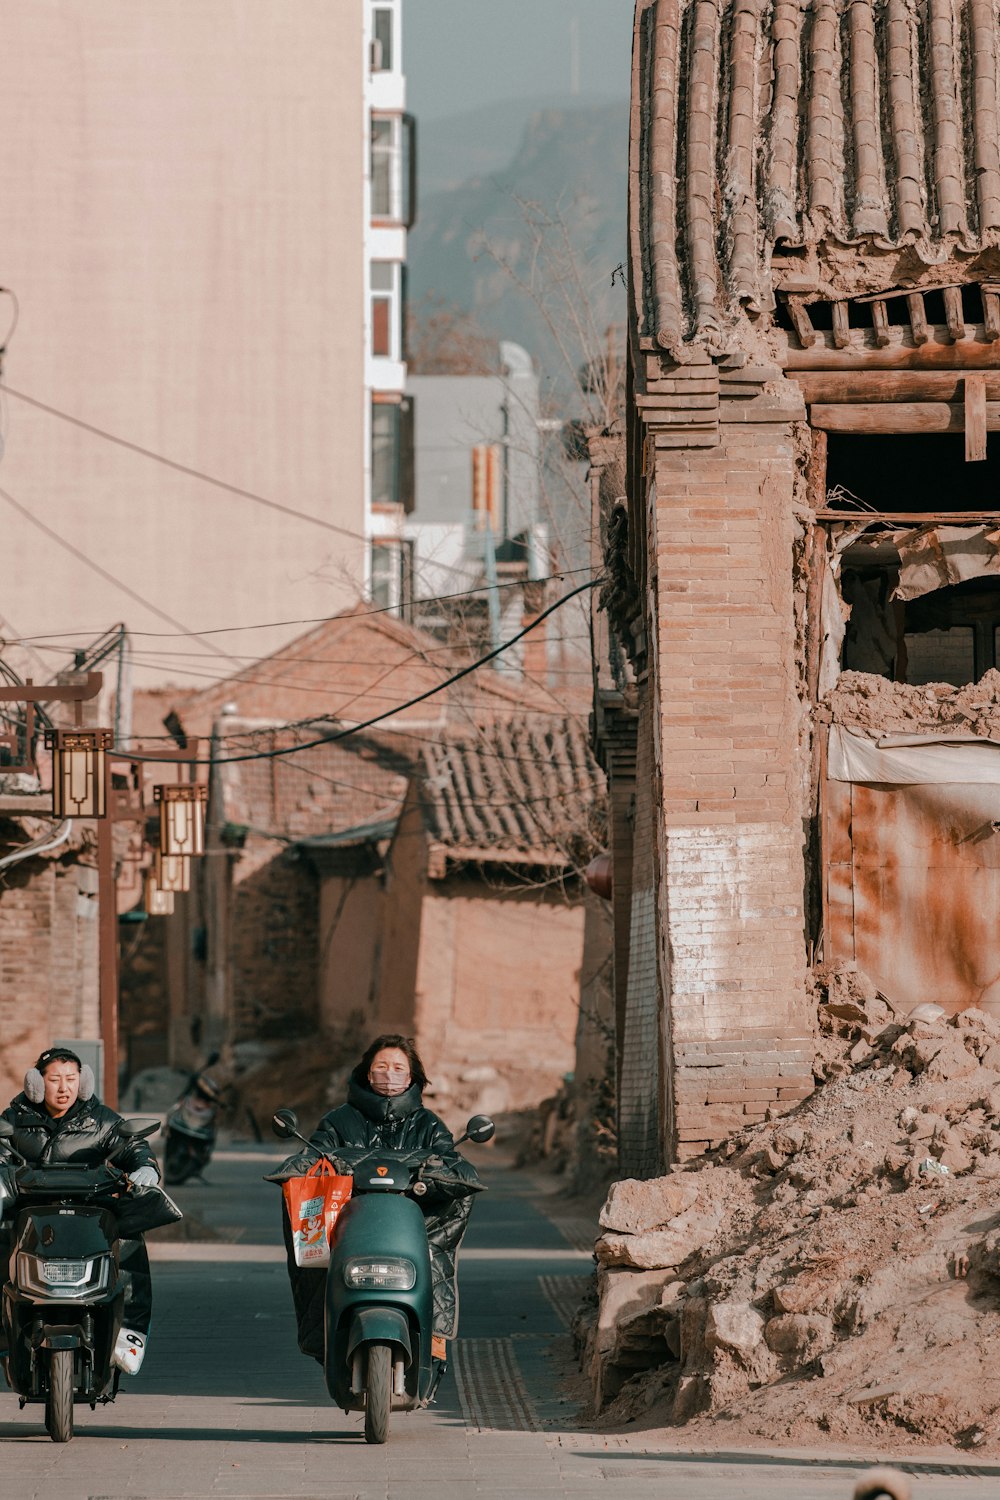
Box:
[283,1159,353,1268]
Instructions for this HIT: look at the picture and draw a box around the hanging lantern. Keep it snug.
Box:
[45,728,114,818]
[154,783,207,857]
[144,868,175,916]
[155,850,191,894]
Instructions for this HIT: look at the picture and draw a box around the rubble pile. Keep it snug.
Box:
[828,668,1000,739]
[581,984,1000,1450]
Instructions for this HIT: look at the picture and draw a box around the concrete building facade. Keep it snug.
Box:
[0,3,371,687]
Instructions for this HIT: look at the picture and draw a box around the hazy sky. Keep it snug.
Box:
[404,0,635,121]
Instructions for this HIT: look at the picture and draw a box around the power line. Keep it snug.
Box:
[125,580,598,766]
[1,382,371,546]
[0,483,238,665]
[4,566,593,646]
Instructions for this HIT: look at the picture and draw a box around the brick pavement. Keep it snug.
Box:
[0,1148,994,1498]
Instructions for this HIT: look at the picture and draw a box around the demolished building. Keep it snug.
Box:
[593,0,1000,1170]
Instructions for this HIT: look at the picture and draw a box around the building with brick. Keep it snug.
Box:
[121,606,608,1119]
[595,0,1000,1171]
[0,783,103,1105]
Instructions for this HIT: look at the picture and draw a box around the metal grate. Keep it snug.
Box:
[452,1336,540,1433]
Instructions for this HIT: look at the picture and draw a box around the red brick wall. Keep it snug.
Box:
[649,395,814,1156]
[0,856,99,1105]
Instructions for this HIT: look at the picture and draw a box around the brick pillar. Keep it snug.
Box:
[650,391,815,1158]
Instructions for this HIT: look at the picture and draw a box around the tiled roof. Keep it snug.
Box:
[633,0,1000,358]
[418,715,605,868]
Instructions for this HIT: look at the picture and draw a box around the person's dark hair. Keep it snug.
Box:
[358,1034,428,1092]
[35,1047,82,1075]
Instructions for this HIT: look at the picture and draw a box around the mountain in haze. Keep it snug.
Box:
[416,94,623,196]
[408,100,629,398]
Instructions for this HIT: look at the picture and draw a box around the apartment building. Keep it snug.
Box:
[0,3,374,688]
[365,0,418,615]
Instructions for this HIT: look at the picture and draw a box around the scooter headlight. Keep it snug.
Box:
[16,1253,110,1300]
[342,1256,416,1290]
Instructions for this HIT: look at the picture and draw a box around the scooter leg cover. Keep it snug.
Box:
[281,1208,325,1360]
[424,1198,474,1337]
[119,1237,153,1335]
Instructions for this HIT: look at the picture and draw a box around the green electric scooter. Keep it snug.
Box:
[272,1108,494,1443]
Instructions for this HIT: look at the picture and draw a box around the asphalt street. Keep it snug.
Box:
[0,1143,996,1499]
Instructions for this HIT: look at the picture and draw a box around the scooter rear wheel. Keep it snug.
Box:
[363,1342,392,1445]
[46,1348,74,1443]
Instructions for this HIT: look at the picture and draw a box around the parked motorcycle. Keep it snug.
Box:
[0,1115,170,1442]
[164,1060,222,1185]
[272,1106,494,1444]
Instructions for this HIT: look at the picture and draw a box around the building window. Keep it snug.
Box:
[372,396,415,511]
[371,538,415,618]
[371,261,404,360]
[371,6,394,71]
[370,113,416,227]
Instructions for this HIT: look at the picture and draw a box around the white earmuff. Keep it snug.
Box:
[23,1068,44,1104]
[78,1065,95,1102]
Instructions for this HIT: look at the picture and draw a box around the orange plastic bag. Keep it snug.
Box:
[283,1159,353,1267]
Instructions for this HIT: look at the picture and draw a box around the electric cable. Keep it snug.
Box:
[0,382,371,546]
[125,579,598,766]
[0,484,239,666]
[4,565,593,646]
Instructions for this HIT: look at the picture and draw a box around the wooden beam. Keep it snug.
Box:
[942,286,968,342]
[983,291,1000,342]
[810,401,1000,433]
[854,284,962,303]
[786,298,818,348]
[814,508,1000,522]
[906,293,930,345]
[792,370,1000,402]
[831,301,851,349]
[870,299,892,347]
[965,373,988,461]
[781,328,1000,369]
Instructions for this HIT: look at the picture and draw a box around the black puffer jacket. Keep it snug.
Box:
[0,1094,158,1176]
[279,1072,483,1340]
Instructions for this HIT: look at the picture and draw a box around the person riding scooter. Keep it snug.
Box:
[0,1047,160,1375]
[271,1034,483,1369]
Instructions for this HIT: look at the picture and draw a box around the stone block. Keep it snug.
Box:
[598,1173,701,1235]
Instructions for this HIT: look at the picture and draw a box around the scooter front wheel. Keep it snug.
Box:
[363,1342,392,1445]
[46,1348,74,1443]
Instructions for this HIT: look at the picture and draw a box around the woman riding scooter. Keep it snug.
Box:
[274,1033,482,1368]
[0,1047,160,1375]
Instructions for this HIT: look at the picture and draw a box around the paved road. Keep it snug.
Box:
[0,1144,995,1498]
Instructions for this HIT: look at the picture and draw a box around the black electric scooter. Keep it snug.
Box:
[164,1059,222,1185]
[272,1107,494,1444]
[0,1115,173,1442]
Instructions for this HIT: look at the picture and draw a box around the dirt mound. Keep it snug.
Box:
[828,668,1000,738]
[582,984,1000,1452]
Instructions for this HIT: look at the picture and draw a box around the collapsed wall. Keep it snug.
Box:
[580,981,1000,1451]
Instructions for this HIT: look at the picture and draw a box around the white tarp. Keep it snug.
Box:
[892,525,1000,602]
[829,725,1000,784]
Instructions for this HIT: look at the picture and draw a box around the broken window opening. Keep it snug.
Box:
[826,432,1000,514]
[821,523,1000,694]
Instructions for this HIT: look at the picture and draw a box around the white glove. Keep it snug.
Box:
[128,1166,160,1188]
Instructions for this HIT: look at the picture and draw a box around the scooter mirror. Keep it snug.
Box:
[0,1119,13,1139]
[464,1115,496,1144]
[119,1118,161,1139]
[272,1107,300,1139]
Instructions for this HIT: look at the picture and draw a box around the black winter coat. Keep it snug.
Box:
[0,1093,158,1177]
[278,1073,482,1341]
